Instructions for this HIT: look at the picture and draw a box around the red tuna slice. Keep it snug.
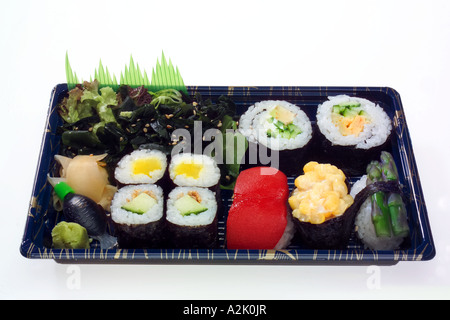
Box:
[226,167,289,249]
[232,166,289,202]
[226,199,288,249]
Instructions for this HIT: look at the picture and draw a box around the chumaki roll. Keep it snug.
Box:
[289,161,355,249]
[110,184,165,248]
[239,100,313,175]
[166,187,218,249]
[315,95,392,175]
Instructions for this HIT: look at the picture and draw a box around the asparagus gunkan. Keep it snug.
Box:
[366,152,409,238]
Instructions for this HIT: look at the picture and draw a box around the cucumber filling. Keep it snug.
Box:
[266,117,302,139]
[175,194,208,216]
[121,192,157,215]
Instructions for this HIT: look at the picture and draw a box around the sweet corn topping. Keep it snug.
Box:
[289,161,354,224]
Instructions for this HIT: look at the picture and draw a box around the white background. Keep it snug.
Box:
[1,0,449,300]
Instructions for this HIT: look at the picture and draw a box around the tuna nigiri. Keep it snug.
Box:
[226,167,294,249]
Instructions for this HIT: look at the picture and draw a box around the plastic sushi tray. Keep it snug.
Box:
[20,84,435,265]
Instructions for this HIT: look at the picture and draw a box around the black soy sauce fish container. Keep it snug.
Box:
[53,181,117,249]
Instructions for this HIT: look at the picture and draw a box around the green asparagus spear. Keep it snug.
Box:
[367,161,382,183]
[367,161,392,237]
[380,151,398,181]
[380,151,409,237]
[387,193,410,237]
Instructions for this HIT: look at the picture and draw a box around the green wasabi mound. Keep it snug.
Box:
[52,221,91,249]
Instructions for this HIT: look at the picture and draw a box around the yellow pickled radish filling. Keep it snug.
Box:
[132,157,163,178]
[289,161,354,224]
[270,105,295,124]
[174,161,204,179]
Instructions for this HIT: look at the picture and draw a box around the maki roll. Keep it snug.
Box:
[110,184,165,248]
[316,95,392,175]
[289,161,354,249]
[114,149,168,185]
[168,153,221,191]
[166,187,218,249]
[226,167,295,250]
[239,100,313,175]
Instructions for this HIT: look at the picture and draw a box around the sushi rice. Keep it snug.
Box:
[110,184,164,226]
[317,95,392,150]
[115,149,167,185]
[238,100,313,151]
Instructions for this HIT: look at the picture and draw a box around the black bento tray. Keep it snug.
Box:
[20,84,435,265]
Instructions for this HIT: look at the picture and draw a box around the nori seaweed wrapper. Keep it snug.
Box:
[293,212,354,249]
[166,214,219,249]
[311,130,393,177]
[240,140,313,177]
[113,219,166,249]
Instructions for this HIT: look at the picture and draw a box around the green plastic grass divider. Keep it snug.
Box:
[65,51,187,94]
[65,51,79,91]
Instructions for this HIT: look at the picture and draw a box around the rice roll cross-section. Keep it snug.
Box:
[110,184,165,249]
[168,153,221,189]
[238,100,313,175]
[316,95,392,175]
[114,149,168,185]
[166,187,218,249]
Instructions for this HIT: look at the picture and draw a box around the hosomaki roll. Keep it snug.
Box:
[166,187,218,249]
[114,149,168,185]
[315,95,392,175]
[110,184,165,248]
[226,167,295,250]
[238,100,313,175]
[289,161,355,249]
[168,153,221,189]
